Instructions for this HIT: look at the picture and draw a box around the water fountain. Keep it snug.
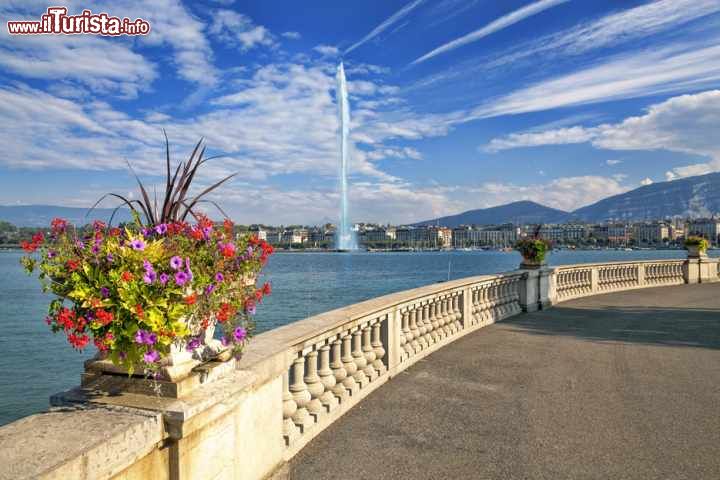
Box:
[335,62,358,251]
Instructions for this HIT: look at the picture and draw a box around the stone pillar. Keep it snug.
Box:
[538,268,552,309]
[684,257,720,284]
[518,269,540,313]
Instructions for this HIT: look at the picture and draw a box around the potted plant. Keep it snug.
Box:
[515,226,552,269]
[684,236,709,258]
[20,136,273,381]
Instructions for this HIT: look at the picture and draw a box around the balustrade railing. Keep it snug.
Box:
[552,260,685,301]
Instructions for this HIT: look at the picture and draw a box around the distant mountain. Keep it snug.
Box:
[0,205,132,227]
[571,172,720,222]
[414,200,570,227]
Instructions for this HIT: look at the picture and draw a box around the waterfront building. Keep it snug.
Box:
[687,218,720,246]
[633,222,670,246]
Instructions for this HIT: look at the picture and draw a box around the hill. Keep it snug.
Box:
[414,200,570,227]
[0,205,132,227]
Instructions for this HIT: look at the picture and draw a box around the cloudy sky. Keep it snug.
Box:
[1,0,720,224]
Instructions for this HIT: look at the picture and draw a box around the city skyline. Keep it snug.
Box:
[2,1,720,225]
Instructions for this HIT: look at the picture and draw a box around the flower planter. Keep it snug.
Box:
[520,257,546,269]
[686,245,707,258]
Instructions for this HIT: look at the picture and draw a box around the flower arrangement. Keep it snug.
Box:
[684,236,709,253]
[20,136,273,374]
[515,238,552,264]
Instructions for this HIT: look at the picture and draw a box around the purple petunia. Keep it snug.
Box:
[143,271,157,284]
[221,336,230,347]
[106,253,114,263]
[100,287,110,298]
[185,258,193,280]
[91,244,100,255]
[130,239,146,251]
[186,337,202,352]
[215,272,224,283]
[175,271,189,286]
[155,224,168,235]
[205,283,216,295]
[170,256,183,270]
[135,329,157,346]
[47,250,56,259]
[143,350,160,363]
[233,326,247,342]
[159,273,169,286]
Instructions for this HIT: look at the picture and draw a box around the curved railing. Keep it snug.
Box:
[5,257,718,480]
[551,259,686,302]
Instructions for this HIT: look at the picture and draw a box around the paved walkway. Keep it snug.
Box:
[289,284,720,480]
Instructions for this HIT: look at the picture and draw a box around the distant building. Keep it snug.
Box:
[687,218,720,246]
[633,222,669,246]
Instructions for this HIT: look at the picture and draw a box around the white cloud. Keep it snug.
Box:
[484,89,720,180]
[413,0,570,64]
[640,177,653,186]
[345,0,425,54]
[469,41,720,120]
[468,175,630,212]
[209,9,277,51]
[413,0,720,91]
[606,159,622,166]
[282,31,301,40]
[313,44,339,57]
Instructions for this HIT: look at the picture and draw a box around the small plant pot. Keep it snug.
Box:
[520,257,546,269]
[686,245,707,258]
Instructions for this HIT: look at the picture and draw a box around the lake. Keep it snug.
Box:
[0,248,700,425]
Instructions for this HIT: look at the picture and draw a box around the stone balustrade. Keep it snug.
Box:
[1,256,718,480]
[551,260,687,302]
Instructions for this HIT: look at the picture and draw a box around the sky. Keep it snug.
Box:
[1,0,720,225]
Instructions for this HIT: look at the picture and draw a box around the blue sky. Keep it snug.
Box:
[1,0,720,224]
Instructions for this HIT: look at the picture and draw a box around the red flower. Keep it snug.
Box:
[135,304,144,318]
[68,333,89,350]
[201,317,210,329]
[31,232,44,244]
[95,309,114,326]
[20,240,37,253]
[51,218,67,233]
[121,271,134,282]
[262,282,272,296]
[216,303,234,323]
[191,228,204,241]
[248,235,259,246]
[93,220,106,231]
[221,243,236,258]
[184,293,197,305]
[254,289,263,301]
[66,259,80,272]
[223,219,234,235]
[109,228,122,237]
[57,308,76,330]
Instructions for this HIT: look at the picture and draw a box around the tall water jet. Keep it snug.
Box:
[335,62,357,250]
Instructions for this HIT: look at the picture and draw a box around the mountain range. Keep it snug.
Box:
[2,172,720,228]
[415,171,720,227]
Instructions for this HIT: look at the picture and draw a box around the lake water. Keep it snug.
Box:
[0,248,700,425]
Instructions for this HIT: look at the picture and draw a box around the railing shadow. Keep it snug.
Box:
[504,304,720,350]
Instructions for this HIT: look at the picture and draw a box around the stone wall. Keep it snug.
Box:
[0,257,717,480]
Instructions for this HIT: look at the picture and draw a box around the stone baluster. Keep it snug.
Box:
[289,355,311,430]
[434,298,445,339]
[351,328,369,386]
[409,308,421,352]
[318,343,339,412]
[361,323,378,381]
[304,349,325,421]
[422,303,433,346]
[401,310,413,359]
[482,285,491,323]
[442,296,452,336]
[340,333,358,394]
[417,305,429,349]
[371,319,387,375]
[282,369,299,444]
[452,293,462,332]
[430,301,441,341]
[330,338,349,402]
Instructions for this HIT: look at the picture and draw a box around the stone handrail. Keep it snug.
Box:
[1,257,718,480]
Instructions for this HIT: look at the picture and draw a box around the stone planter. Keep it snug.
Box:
[520,257,546,269]
[686,245,707,258]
